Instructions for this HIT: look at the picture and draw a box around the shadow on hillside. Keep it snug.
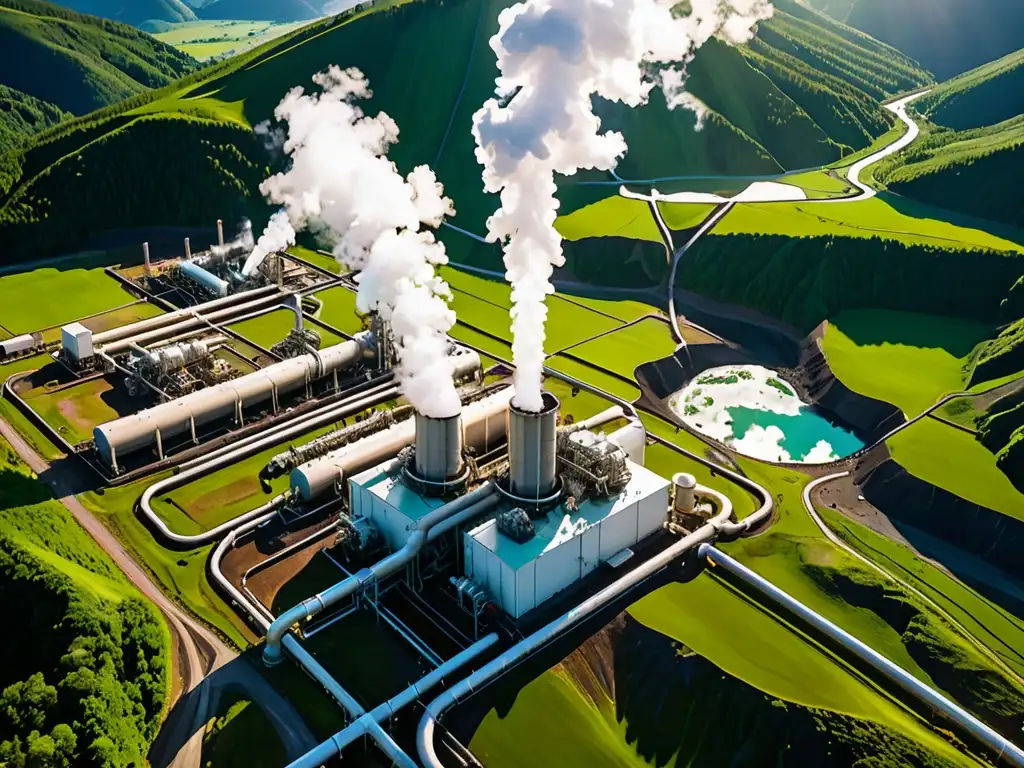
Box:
[0,466,53,510]
[879,192,1024,249]
[832,306,990,358]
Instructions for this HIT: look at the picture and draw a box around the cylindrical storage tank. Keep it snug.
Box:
[0,334,38,358]
[672,473,696,515]
[93,334,371,467]
[180,261,228,298]
[508,391,559,501]
[413,413,464,482]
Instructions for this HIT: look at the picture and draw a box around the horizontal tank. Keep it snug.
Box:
[507,391,559,501]
[0,333,41,358]
[292,385,512,502]
[93,333,372,468]
[180,261,229,298]
[412,412,465,484]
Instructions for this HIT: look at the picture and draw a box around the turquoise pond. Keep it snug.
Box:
[727,406,865,461]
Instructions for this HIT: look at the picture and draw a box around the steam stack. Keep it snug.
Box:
[143,242,151,276]
[507,391,559,502]
[408,412,466,494]
[217,219,225,247]
[184,237,192,260]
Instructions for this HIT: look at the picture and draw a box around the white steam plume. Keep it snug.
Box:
[474,0,773,412]
[242,210,297,276]
[257,66,462,418]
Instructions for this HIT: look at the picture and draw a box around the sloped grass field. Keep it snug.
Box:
[887,417,1024,522]
[715,196,1024,252]
[821,309,996,416]
[0,438,171,767]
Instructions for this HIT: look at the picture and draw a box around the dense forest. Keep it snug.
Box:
[0,446,168,767]
[0,0,197,158]
[676,233,1020,333]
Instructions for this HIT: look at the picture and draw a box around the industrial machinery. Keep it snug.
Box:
[261,408,405,483]
[124,338,235,398]
[557,428,632,501]
[271,327,322,359]
[93,331,381,472]
[0,332,44,361]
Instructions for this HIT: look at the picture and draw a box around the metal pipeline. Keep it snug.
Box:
[177,378,396,472]
[699,544,1024,768]
[263,483,499,665]
[285,634,500,768]
[92,286,281,346]
[417,492,730,768]
[100,292,286,354]
[138,384,399,546]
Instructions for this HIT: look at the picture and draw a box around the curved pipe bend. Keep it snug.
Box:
[263,483,499,665]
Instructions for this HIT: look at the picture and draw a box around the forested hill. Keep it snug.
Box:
[0,85,69,155]
[51,0,324,26]
[0,444,169,767]
[914,48,1024,132]
[0,0,197,117]
[0,0,930,265]
[800,0,1024,80]
[52,0,197,26]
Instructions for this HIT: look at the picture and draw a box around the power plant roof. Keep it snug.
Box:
[472,459,671,571]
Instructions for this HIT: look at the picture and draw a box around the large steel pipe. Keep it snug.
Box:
[699,545,1024,768]
[91,286,280,346]
[94,333,374,468]
[291,381,508,502]
[507,390,559,500]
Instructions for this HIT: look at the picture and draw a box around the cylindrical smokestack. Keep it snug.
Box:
[413,412,464,483]
[184,237,192,260]
[217,219,225,247]
[508,391,559,500]
[142,242,151,276]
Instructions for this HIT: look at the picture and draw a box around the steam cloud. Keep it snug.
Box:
[474,0,774,411]
[257,66,462,418]
[242,210,297,276]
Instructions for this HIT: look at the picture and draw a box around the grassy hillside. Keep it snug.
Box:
[802,0,1024,80]
[52,0,197,26]
[914,48,1024,131]
[0,0,930,264]
[152,19,306,60]
[195,0,322,22]
[0,0,197,117]
[0,84,69,154]
[0,441,170,767]
[875,116,1024,228]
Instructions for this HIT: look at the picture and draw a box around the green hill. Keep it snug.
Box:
[0,84,69,154]
[913,48,1024,131]
[0,441,169,767]
[875,116,1024,228]
[0,0,932,265]
[195,0,322,22]
[801,0,1024,80]
[0,0,197,117]
[52,0,197,26]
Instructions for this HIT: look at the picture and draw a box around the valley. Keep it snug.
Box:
[0,0,1020,767]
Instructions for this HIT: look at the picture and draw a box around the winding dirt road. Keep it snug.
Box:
[0,418,315,767]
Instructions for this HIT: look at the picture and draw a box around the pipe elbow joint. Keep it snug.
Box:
[262,640,286,667]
